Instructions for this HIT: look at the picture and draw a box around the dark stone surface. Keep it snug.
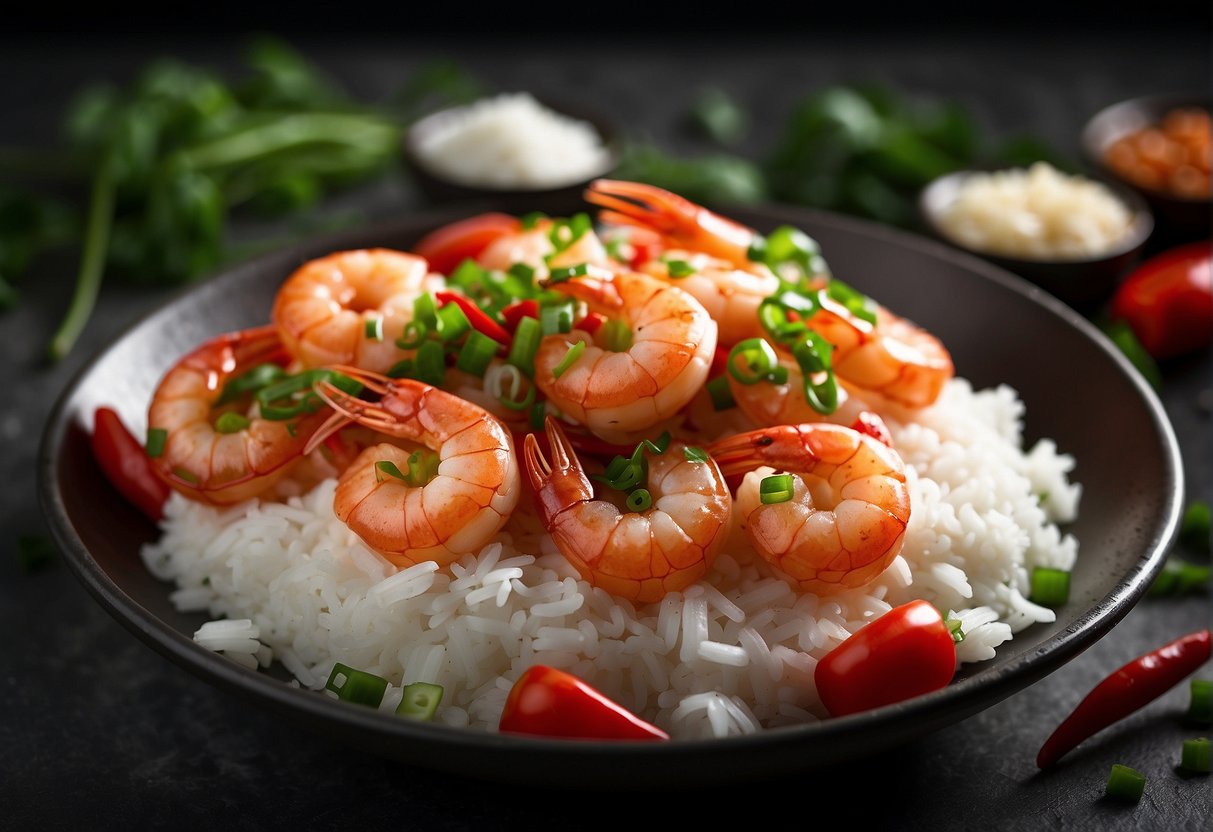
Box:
[3,29,1209,831]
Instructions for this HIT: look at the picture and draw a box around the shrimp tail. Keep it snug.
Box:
[523,417,593,523]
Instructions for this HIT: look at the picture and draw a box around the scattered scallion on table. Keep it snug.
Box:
[397,682,443,721]
[1104,764,1146,802]
[1180,738,1211,774]
[1030,567,1070,607]
[325,662,388,707]
[1188,679,1212,726]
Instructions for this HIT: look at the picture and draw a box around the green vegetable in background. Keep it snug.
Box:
[613,143,768,207]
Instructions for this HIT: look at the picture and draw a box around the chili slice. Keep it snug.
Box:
[1036,628,1213,768]
[435,291,511,344]
[498,665,668,741]
[91,407,171,522]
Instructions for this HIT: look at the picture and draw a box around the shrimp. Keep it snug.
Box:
[707,423,910,596]
[147,325,323,505]
[524,416,731,603]
[638,251,778,347]
[477,219,611,277]
[728,349,876,428]
[310,369,520,569]
[272,248,435,374]
[533,268,717,444]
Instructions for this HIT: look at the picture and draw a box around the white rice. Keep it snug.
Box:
[144,377,1080,740]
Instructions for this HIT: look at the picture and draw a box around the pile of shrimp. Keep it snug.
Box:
[146,180,954,606]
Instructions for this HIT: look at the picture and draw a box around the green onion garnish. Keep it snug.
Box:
[434,302,471,342]
[665,259,695,278]
[1104,764,1146,802]
[214,412,250,434]
[456,330,499,377]
[146,427,167,458]
[375,460,408,483]
[747,225,828,280]
[943,612,966,644]
[413,293,439,331]
[215,363,287,406]
[548,213,591,252]
[508,262,536,284]
[499,384,536,412]
[540,303,573,336]
[604,238,628,262]
[325,662,388,707]
[552,341,585,379]
[1181,738,1211,773]
[601,319,633,352]
[403,450,441,487]
[626,488,653,512]
[759,474,795,505]
[520,211,546,230]
[528,401,546,430]
[826,279,877,326]
[1030,567,1071,607]
[397,681,444,721]
[256,369,363,421]
[727,338,787,385]
[1181,500,1211,553]
[792,331,839,415]
[1149,557,1211,597]
[683,447,709,463]
[413,341,446,387]
[395,320,428,350]
[595,432,672,493]
[549,263,589,283]
[507,316,541,377]
[364,317,383,341]
[706,375,736,411]
[1188,679,1212,726]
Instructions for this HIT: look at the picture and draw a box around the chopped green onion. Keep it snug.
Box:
[520,211,546,230]
[413,340,446,387]
[548,213,591,252]
[943,612,966,644]
[146,427,167,458]
[1149,557,1211,597]
[1181,738,1211,773]
[508,262,536,284]
[215,363,288,406]
[626,488,653,512]
[1104,764,1146,802]
[395,320,428,350]
[325,662,388,707]
[403,449,441,487]
[528,401,546,430]
[214,412,250,434]
[549,263,589,283]
[434,302,471,342]
[499,384,536,412]
[727,338,787,385]
[256,369,363,421]
[748,225,828,280]
[456,330,499,377]
[413,293,439,330]
[826,279,878,326]
[449,258,488,290]
[683,447,709,463]
[397,681,444,721]
[665,259,695,278]
[601,319,633,352]
[706,375,736,411]
[540,303,574,336]
[364,316,383,341]
[1181,500,1211,553]
[508,316,542,377]
[604,238,628,262]
[791,331,839,414]
[1188,679,1212,726]
[759,474,795,505]
[552,341,585,379]
[599,454,645,492]
[375,460,408,483]
[1030,567,1070,607]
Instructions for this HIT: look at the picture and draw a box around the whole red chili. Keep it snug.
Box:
[1036,628,1212,768]
[91,406,170,521]
[1109,241,1212,360]
[498,665,669,741]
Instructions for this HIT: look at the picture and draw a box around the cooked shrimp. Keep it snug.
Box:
[310,369,520,569]
[476,219,611,277]
[272,248,434,374]
[524,416,731,603]
[638,251,778,347]
[728,349,876,428]
[147,326,323,505]
[532,268,717,444]
[707,423,910,595]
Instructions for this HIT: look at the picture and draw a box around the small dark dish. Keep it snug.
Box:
[404,96,622,216]
[1081,92,1212,240]
[918,168,1154,311]
[39,205,1182,789]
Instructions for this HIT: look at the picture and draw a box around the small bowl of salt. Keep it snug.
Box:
[918,162,1154,310]
[404,92,621,215]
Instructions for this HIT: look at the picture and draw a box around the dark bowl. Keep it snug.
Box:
[38,204,1182,789]
[918,167,1154,311]
[403,95,622,217]
[1081,92,1212,240]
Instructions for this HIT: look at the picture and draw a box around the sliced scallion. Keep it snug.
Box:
[508,262,536,284]
[1104,764,1145,802]
[364,316,383,341]
[683,447,709,463]
[665,259,695,278]
[759,474,795,505]
[375,460,408,483]
[404,450,441,487]
[435,302,471,342]
[413,293,438,331]
[508,316,541,377]
[215,363,287,406]
[520,211,546,230]
[395,320,428,350]
[727,338,786,385]
[1188,679,1212,726]
[825,279,877,326]
[540,303,573,336]
[413,341,446,387]
[943,612,966,644]
[552,341,585,379]
[792,331,839,415]
[397,681,444,721]
[1181,738,1211,773]
[214,412,250,434]
[706,375,736,411]
[549,262,589,283]
[626,488,653,512]
[1030,567,1070,607]
[528,401,546,430]
[456,330,499,377]
[146,427,167,458]
[325,662,388,707]
[601,319,633,352]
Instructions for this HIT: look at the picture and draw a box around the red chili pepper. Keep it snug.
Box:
[500,299,540,332]
[1036,628,1212,769]
[412,212,520,276]
[710,345,730,378]
[1109,241,1212,360]
[850,411,893,447]
[498,665,669,741]
[434,291,512,345]
[814,600,958,717]
[91,407,170,522]
[575,312,607,335]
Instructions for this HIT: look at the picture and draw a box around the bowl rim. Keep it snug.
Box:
[918,164,1155,266]
[1080,91,1212,207]
[403,92,622,194]
[36,203,1185,773]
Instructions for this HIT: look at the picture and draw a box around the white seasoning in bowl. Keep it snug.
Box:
[937,162,1134,260]
[411,92,613,189]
